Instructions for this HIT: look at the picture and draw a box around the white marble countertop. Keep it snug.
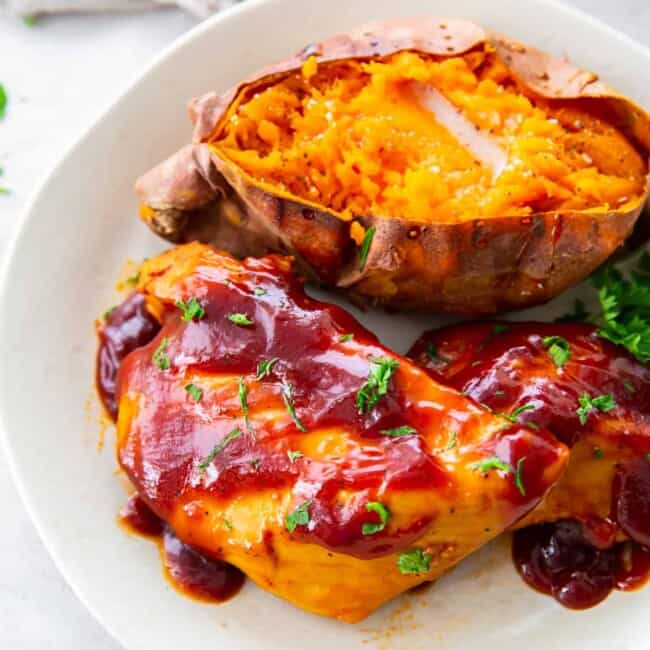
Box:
[0,2,647,647]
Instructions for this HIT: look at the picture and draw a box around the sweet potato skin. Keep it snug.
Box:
[135,17,650,314]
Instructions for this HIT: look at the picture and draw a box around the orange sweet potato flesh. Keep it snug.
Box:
[135,18,650,314]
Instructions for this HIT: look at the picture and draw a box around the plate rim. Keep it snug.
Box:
[1,1,649,648]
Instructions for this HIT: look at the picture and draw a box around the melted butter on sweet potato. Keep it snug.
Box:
[213,49,646,223]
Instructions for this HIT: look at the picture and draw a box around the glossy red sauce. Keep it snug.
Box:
[114,253,563,560]
[96,293,160,417]
[120,494,244,603]
[409,321,650,608]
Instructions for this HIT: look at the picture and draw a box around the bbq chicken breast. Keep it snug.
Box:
[105,243,567,622]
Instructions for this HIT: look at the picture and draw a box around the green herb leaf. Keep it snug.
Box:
[176,297,205,322]
[359,226,376,272]
[254,287,267,296]
[285,500,312,533]
[591,258,650,363]
[228,313,254,326]
[542,335,571,368]
[152,337,171,371]
[576,392,616,426]
[356,356,399,414]
[593,447,604,459]
[238,375,252,434]
[397,549,431,575]
[23,15,37,26]
[282,382,307,432]
[500,403,536,423]
[469,455,515,475]
[222,517,233,531]
[362,502,390,535]
[380,425,416,437]
[556,298,590,323]
[426,341,449,363]
[492,323,509,334]
[198,428,242,473]
[515,457,526,496]
[339,334,353,342]
[251,459,261,471]
[445,431,457,450]
[0,84,6,120]
[185,383,203,402]
[287,450,303,463]
[256,358,278,380]
[103,306,116,321]
[623,379,635,394]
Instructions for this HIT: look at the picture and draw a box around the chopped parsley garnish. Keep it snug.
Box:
[556,298,590,323]
[176,297,205,322]
[251,459,261,471]
[542,335,571,368]
[470,455,526,496]
[228,313,254,326]
[152,337,171,370]
[254,287,267,296]
[362,502,390,535]
[282,382,307,432]
[500,403,536,424]
[339,334,354,342]
[576,392,616,425]
[185,383,203,402]
[287,450,303,463]
[591,257,650,363]
[515,457,526,496]
[492,323,509,334]
[380,425,416,437]
[256,358,278,380]
[623,380,635,394]
[397,549,431,575]
[222,517,233,531]
[0,84,6,120]
[238,376,252,433]
[445,431,457,450]
[470,456,514,475]
[593,447,604,459]
[198,428,242,472]
[359,226,376,272]
[103,306,116,321]
[285,500,312,533]
[356,356,399,414]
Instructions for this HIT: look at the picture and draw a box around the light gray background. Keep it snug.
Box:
[0,2,648,647]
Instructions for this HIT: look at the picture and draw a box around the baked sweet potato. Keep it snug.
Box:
[136,18,650,314]
[105,243,568,622]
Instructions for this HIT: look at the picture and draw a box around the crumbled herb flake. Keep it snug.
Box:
[542,335,571,368]
[256,358,278,380]
[339,334,353,342]
[356,356,399,414]
[446,431,457,450]
[623,380,635,394]
[228,313,254,326]
[515,457,526,496]
[254,287,267,296]
[282,382,307,432]
[198,428,242,472]
[287,450,303,463]
[285,500,312,533]
[397,549,431,575]
[185,383,203,402]
[380,425,417,437]
[593,447,604,459]
[362,502,390,535]
[576,392,616,426]
[176,297,205,322]
[152,337,171,371]
[492,323,509,334]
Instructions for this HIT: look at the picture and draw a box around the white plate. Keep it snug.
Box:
[0,1,648,648]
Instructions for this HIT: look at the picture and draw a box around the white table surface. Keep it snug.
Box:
[0,2,648,647]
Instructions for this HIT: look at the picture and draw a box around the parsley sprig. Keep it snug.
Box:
[591,253,650,363]
[542,336,571,368]
[282,382,307,432]
[256,358,278,380]
[359,226,376,271]
[152,337,171,370]
[380,425,416,437]
[356,356,399,414]
[469,455,526,496]
[285,500,312,533]
[397,549,431,575]
[228,313,254,326]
